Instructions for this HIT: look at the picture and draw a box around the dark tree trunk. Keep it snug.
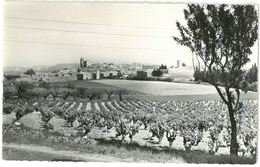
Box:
[227,104,239,155]
[214,86,239,156]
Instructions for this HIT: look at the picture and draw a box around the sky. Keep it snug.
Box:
[3,1,258,68]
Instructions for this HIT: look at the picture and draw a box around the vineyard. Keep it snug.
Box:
[3,98,257,158]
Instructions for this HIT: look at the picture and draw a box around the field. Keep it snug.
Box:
[92,79,217,95]
[2,79,258,163]
[2,91,257,163]
[90,80,257,101]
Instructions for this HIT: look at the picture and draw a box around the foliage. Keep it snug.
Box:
[64,82,75,89]
[193,67,207,82]
[3,81,17,99]
[173,4,258,155]
[115,89,129,101]
[3,98,257,160]
[104,89,114,100]
[4,75,20,80]
[76,87,88,99]
[85,89,103,100]
[14,102,35,121]
[33,88,50,100]
[246,63,257,84]
[159,64,167,70]
[3,102,16,114]
[194,64,258,91]
[60,88,72,100]
[37,105,54,131]
[50,88,59,100]
[152,69,163,77]
[13,81,35,99]
[127,76,173,82]
[39,81,51,89]
[2,125,256,163]
[24,69,36,77]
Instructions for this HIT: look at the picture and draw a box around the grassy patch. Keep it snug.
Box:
[2,147,83,161]
[52,80,145,95]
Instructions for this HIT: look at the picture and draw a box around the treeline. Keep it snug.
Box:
[193,63,258,92]
[127,76,173,82]
[3,79,129,101]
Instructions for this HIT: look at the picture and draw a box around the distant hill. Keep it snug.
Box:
[38,63,79,72]
[4,63,79,75]
[3,66,28,75]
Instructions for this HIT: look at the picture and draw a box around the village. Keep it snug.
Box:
[16,57,193,83]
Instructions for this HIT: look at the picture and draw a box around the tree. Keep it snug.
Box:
[24,69,36,77]
[104,89,114,100]
[193,67,207,82]
[116,89,128,101]
[76,87,88,99]
[159,64,167,69]
[61,88,71,100]
[246,63,257,84]
[173,4,258,155]
[152,69,163,77]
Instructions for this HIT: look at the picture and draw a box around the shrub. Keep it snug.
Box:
[4,75,20,80]
[50,88,59,100]
[115,89,129,101]
[159,64,167,69]
[152,69,163,77]
[3,102,15,114]
[76,87,88,99]
[13,81,35,99]
[3,83,17,99]
[86,89,103,100]
[64,82,75,89]
[39,81,51,89]
[60,88,72,100]
[193,67,207,82]
[14,103,35,121]
[33,88,50,99]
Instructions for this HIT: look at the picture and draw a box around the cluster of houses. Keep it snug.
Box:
[76,57,190,81]
[19,57,190,82]
[77,57,120,80]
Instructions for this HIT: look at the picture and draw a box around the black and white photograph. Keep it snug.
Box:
[1,0,259,164]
